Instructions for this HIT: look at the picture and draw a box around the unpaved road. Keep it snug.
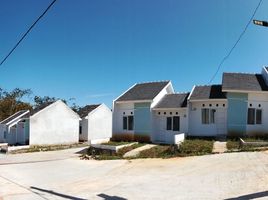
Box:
[0,148,268,200]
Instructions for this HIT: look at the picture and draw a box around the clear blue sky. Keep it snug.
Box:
[1,0,268,108]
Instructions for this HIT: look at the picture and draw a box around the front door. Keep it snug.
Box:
[216,109,227,135]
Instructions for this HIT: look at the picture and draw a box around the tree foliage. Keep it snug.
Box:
[0,88,32,121]
[0,87,81,121]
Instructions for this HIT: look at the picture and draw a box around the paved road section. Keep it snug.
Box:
[0,149,268,199]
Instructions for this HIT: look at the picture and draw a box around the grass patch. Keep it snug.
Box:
[177,139,214,156]
[137,139,214,159]
[101,141,133,146]
[83,143,145,160]
[226,140,240,151]
[10,143,88,154]
[138,145,173,158]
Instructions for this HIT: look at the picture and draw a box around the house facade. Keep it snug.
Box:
[188,85,228,137]
[78,103,112,144]
[222,67,268,137]
[0,110,30,145]
[0,100,81,145]
[113,81,176,143]
[113,66,268,143]
[30,100,81,145]
[152,93,189,144]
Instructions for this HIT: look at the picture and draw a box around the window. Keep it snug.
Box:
[170,112,172,115]
[210,109,216,124]
[173,116,180,131]
[128,116,134,130]
[123,116,134,130]
[256,109,262,124]
[247,108,262,125]
[123,116,128,130]
[202,109,209,124]
[166,116,180,131]
[158,112,160,115]
[202,104,205,107]
[247,108,255,124]
[79,126,82,135]
[202,108,215,124]
[223,104,225,107]
[166,117,172,130]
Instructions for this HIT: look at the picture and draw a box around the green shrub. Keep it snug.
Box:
[177,139,213,156]
[111,133,151,143]
[226,140,240,150]
[134,135,151,143]
[111,133,134,142]
[139,145,172,158]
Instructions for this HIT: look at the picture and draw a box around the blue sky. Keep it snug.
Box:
[1,0,268,108]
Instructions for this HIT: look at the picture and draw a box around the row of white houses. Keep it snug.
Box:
[1,66,268,146]
[112,66,268,144]
[0,101,112,146]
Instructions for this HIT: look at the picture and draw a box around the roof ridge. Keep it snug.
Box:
[195,84,222,87]
[166,92,189,95]
[223,72,260,75]
[136,80,170,85]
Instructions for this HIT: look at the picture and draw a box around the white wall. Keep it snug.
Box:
[188,100,227,136]
[0,124,6,143]
[112,102,134,135]
[87,104,112,142]
[30,100,80,145]
[246,92,268,136]
[152,109,188,143]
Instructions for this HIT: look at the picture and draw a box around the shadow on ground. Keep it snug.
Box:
[30,186,86,200]
[75,147,89,155]
[225,191,268,200]
[97,193,127,200]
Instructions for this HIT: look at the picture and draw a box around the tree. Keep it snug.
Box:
[0,88,32,121]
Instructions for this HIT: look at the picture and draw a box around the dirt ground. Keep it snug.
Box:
[0,148,268,200]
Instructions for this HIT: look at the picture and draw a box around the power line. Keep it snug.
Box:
[0,0,57,67]
[208,0,263,84]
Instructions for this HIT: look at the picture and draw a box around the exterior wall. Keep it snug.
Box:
[227,93,247,137]
[134,103,151,137]
[29,101,80,145]
[246,92,268,136]
[87,104,112,142]
[112,102,134,135]
[152,109,188,143]
[188,100,227,136]
[79,119,88,141]
[0,124,6,143]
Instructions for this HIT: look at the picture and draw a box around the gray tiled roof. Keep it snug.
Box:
[77,104,101,118]
[189,85,226,100]
[0,110,29,125]
[222,73,268,91]
[154,93,189,109]
[116,81,170,102]
[30,101,55,116]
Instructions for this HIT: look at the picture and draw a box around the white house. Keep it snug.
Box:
[188,85,228,137]
[113,81,179,143]
[0,100,81,146]
[29,100,81,145]
[0,110,30,145]
[78,103,112,144]
[152,93,189,144]
[222,66,268,137]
